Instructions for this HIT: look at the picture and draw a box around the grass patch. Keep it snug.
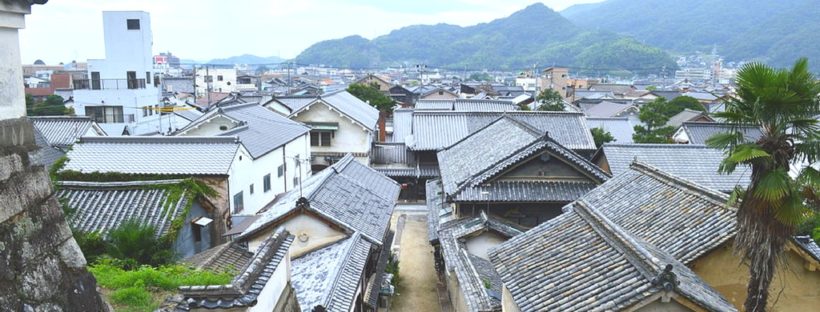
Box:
[90,259,233,311]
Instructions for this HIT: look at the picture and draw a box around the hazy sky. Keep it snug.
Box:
[19,0,603,64]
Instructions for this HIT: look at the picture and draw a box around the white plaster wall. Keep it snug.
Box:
[265,101,291,116]
[501,286,522,312]
[291,102,372,156]
[250,256,290,312]
[195,68,237,94]
[179,115,238,136]
[465,231,506,260]
[73,11,161,133]
[248,213,346,256]
[0,19,27,119]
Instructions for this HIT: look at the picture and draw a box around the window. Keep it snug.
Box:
[217,75,224,81]
[204,75,213,83]
[249,184,254,195]
[126,71,138,89]
[90,72,101,90]
[146,72,151,84]
[192,224,202,242]
[263,174,271,192]
[219,125,228,131]
[148,105,153,116]
[142,106,148,117]
[85,106,124,123]
[277,165,284,177]
[293,176,300,187]
[233,191,244,213]
[310,131,332,146]
[154,105,159,115]
[126,19,140,30]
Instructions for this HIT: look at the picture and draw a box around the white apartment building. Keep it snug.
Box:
[72,11,166,135]
[194,67,238,95]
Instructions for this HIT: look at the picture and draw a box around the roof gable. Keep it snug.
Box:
[437,116,609,199]
[408,111,597,151]
[289,91,379,131]
[681,122,764,145]
[240,154,399,246]
[596,143,751,193]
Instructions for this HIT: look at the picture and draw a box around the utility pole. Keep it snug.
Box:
[286,62,292,95]
[205,65,211,105]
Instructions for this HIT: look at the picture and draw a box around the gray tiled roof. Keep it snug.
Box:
[179,103,310,159]
[183,242,253,273]
[580,161,737,264]
[178,229,294,310]
[415,100,453,110]
[173,109,203,122]
[408,111,596,151]
[586,117,634,143]
[63,136,240,176]
[240,154,399,246]
[427,179,447,243]
[364,230,394,308]
[438,213,523,312]
[271,96,316,113]
[291,233,371,312]
[667,109,711,128]
[453,181,597,202]
[30,116,102,148]
[278,91,379,131]
[454,99,518,112]
[389,108,413,143]
[30,126,65,168]
[680,122,764,145]
[793,236,820,263]
[489,197,736,312]
[56,180,189,238]
[437,116,608,201]
[583,101,636,118]
[597,143,751,193]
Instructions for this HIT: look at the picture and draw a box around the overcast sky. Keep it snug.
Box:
[19,0,603,64]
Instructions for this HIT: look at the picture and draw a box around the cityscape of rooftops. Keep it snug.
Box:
[1,1,818,311]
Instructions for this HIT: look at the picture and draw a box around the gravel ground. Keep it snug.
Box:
[389,209,441,312]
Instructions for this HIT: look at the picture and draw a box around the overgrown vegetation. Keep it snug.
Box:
[385,252,401,293]
[90,259,233,312]
[591,127,615,148]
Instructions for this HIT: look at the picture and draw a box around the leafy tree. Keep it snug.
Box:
[255,65,269,75]
[706,58,820,312]
[535,89,565,111]
[591,127,615,148]
[347,83,395,112]
[633,97,676,143]
[27,94,69,116]
[106,220,173,268]
[666,95,706,116]
[646,85,657,91]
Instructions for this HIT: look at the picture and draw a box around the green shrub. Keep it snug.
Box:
[110,286,152,307]
[73,230,108,264]
[106,220,174,267]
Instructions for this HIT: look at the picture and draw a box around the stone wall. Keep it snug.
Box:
[0,118,105,311]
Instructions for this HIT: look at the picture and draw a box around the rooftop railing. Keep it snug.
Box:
[73,79,146,90]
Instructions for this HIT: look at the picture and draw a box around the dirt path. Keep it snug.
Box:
[389,209,440,312]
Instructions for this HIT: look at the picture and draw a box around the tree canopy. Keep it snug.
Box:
[347,83,395,112]
[632,97,676,143]
[535,89,565,111]
[26,94,70,116]
[591,127,615,148]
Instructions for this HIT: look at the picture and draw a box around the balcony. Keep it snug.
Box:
[74,79,146,90]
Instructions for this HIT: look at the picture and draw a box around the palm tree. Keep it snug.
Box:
[707,58,820,311]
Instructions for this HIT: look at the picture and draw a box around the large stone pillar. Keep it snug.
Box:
[0,1,105,310]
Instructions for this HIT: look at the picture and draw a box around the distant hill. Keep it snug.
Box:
[562,0,820,71]
[294,3,676,74]
[205,54,284,65]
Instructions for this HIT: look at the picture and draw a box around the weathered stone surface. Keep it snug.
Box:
[0,120,104,311]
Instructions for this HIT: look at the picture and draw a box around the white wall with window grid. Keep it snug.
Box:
[226,134,311,216]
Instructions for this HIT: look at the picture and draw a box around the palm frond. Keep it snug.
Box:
[706,132,744,150]
[727,144,771,163]
[752,169,791,204]
[774,193,808,227]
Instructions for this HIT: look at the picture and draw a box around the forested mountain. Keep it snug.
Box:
[294,3,676,74]
[562,0,820,71]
